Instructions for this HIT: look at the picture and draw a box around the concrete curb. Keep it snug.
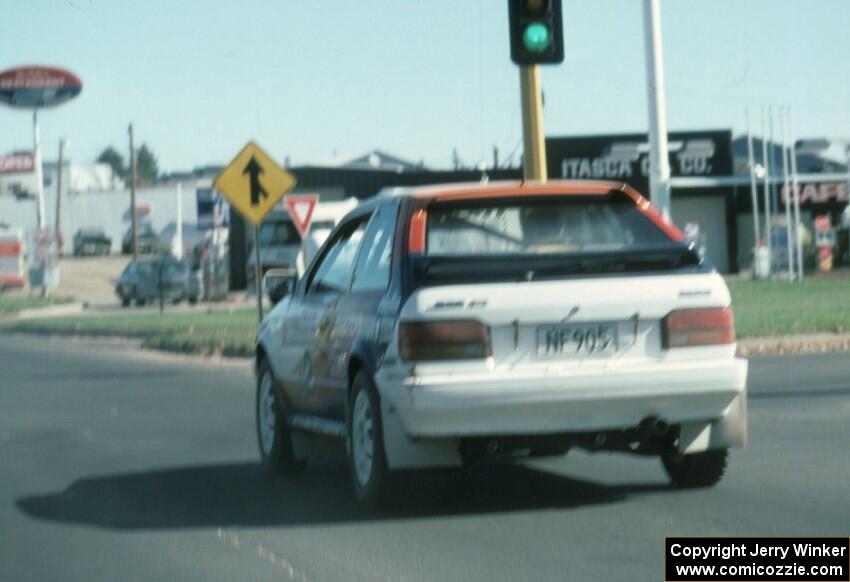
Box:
[3,302,85,321]
[0,332,253,370]
[737,333,850,357]
[3,327,849,363]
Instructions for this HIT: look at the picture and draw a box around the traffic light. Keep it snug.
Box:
[508,0,564,65]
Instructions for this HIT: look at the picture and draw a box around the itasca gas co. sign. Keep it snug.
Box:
[546,131,733,192]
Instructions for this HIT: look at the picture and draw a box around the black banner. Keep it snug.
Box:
[666,537,849,582]
[546,130,733,197]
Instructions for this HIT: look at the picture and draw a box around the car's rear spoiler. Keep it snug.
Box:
[411,243,706,286]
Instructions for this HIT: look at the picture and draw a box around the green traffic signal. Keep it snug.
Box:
[522,22,551,53]
[508,0,563,65]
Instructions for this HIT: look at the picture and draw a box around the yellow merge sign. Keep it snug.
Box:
[213,142,296,225]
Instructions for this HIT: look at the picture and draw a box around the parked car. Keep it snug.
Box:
[121,223,160,255]
[254,180,748,507]
[247,198,359,288]
[72,228,111,256]
[116,255,200,306]
[247,218,300,287]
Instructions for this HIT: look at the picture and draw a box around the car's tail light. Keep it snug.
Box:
[408,209,427,254]
[399,320,490,361]
[663,307,736,348]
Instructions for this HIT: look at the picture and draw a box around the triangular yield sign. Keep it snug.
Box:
[284,194,319,239]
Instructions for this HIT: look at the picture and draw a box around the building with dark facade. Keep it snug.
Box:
[228,130,850,287]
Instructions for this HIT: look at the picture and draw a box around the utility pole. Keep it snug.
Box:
[492,145,500,170]
[519,65,547,181]
[780,106,794,279]
[175,183,183,259]
[745,107,761,247]
[642,0,671,219]
[768,106,779,221]
[128,124,138,261]
[33,110,46,230]
[761,107,772,275]
[839,140,850,234]
[788,109,803,280]
[55,138,67,253]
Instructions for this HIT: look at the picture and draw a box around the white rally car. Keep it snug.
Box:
[255,181,747,506]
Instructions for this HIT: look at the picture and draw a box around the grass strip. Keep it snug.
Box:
[2,278,849,356]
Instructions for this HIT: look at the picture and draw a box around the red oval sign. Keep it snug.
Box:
[0,66,82,109]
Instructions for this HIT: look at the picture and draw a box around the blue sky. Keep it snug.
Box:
[1,0,849,172]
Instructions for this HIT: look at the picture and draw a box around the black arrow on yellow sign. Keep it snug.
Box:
[242,156,268,207]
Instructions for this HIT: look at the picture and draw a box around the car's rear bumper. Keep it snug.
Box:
[377,357,747,438]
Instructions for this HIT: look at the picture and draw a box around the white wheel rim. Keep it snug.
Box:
[352,390,374,486]
[258,372,277,455]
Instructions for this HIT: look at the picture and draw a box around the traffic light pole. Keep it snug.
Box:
[519,65,547,182]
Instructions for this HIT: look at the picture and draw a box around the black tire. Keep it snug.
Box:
[662,448,729,489]
[188,297,198,305]
[347,371,391,508]
[256,359,303,475]
[120,297,131,307]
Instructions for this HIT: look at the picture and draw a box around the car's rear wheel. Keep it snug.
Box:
[256,359,303,475]
[347,371,391,507]
[662,448,728,488]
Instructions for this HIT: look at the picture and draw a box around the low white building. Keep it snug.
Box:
[0,160,200,255]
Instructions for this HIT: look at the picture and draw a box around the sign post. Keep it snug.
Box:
[0,65,82,294]
[213,142,296,323]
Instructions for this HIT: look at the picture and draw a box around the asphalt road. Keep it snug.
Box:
[1,335,848,581]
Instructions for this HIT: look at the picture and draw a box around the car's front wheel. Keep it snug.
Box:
[662,448,728,488]
[256,359,303,475]
[347,371,391,507]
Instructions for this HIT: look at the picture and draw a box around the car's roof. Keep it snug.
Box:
[378,180,644,204]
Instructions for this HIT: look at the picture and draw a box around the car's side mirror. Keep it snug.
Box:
[264,269,297,305]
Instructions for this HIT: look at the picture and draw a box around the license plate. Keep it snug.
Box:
[537,323,619,357]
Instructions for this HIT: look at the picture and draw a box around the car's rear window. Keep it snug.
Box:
[426,197,671,256]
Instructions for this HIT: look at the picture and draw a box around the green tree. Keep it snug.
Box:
[135,144,159,186]
[96,146,126,179]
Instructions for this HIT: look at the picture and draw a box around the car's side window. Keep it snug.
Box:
[351,203,396,293]
[306,218,368,296]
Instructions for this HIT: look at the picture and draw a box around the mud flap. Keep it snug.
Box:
[380,395,462,470]
[678,391,748,454]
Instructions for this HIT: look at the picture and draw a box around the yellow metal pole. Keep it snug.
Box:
[519,65,547,182]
